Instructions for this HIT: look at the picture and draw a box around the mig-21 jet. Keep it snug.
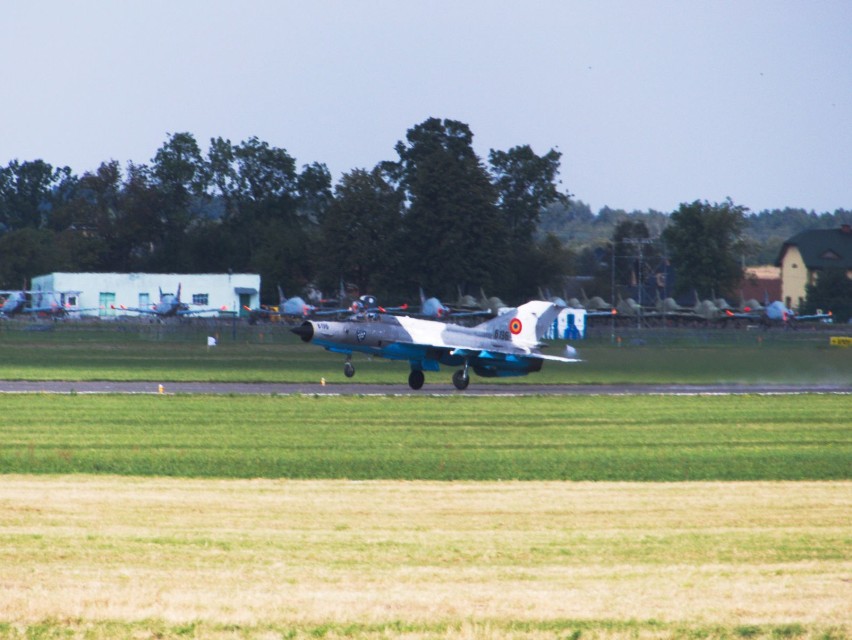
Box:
[291,299,580,390]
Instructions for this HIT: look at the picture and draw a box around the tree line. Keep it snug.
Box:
[1,117,849,308]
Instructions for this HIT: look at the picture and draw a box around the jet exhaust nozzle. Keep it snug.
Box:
[291,322,314,342]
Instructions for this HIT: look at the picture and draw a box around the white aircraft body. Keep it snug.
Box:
[292,300,580,390]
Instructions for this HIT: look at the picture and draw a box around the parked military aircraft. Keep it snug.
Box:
[580,289,612,312]
[291,300,580,390]
[0,288,90,318]
[572,289,617,321]
[247,286,339,324]
[451,286,480,310]
[539,287,572,309]
[400,288,493,320]
[478,288,511,316]
[725,299,832,327]
[0,290,30,317]
[112,284,225,318]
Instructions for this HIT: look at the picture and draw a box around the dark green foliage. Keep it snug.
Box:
[662,199,748,297]
[318,167,403,296]
[489,144,567,298]
[3,123,850,307]
[803,267,852,322]
[490,145,565,244]
[388,118,511,297]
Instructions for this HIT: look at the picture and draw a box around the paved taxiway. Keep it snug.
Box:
[0,381,848,395]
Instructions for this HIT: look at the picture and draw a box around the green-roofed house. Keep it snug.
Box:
[775,224,852,312]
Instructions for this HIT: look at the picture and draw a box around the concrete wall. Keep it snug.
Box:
[778,247,809,311]
[31,272,260,317]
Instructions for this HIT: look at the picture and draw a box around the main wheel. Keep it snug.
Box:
[452,369,470,390]
[408,370,425,390]
[343,361,355,378]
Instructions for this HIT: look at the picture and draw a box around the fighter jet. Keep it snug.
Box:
[291,300,580,390]
[397,288,492,320]
[0,290,29,317]
[478,288,511,316]
[726,299,832,328]
[452,286,480,310]
[247,286,330,324]
[112,284,224,318]
[0,288,90,318]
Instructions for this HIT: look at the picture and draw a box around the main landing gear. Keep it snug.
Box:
[408,370,425,390]
[348,359,470,391]
[408,368,469,390]
[452,359,471,390]
[452,369,470,390]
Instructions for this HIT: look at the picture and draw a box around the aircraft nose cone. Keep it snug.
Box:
[291,322,314,342]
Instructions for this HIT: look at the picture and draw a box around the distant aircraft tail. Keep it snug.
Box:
[475,300,563,346]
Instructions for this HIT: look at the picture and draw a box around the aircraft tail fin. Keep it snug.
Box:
[475,300,563,345]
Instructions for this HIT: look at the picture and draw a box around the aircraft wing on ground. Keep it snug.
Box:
[111,304,164,315]
[792,311,832,322]
[25,303,97,315]
[111,303,225,317]
[175,306,227,316]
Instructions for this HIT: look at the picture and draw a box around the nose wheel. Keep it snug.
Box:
[452,369,470,390]
[343,359,355,378]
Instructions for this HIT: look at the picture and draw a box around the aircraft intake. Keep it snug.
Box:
[291,322,314,342]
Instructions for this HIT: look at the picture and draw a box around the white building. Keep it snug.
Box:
[31,272,260,318]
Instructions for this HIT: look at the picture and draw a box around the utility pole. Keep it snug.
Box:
[610,242,616,344]
[624,237,654,330]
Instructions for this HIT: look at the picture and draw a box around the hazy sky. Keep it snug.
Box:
[2,1,850,214]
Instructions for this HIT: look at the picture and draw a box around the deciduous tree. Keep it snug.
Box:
[803,268,852,323]
[662,199,747,297]
[319,167,403,296]
[389,117,509,297]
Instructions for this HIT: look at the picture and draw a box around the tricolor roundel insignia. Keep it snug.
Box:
[509,318,523,335]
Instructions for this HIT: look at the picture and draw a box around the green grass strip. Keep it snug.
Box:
[0,618,847,639]
[1,394,848,480]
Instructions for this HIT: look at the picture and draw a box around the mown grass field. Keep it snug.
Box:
[1,394,849,480]
[1,477,849,639]
[1,322,850,638]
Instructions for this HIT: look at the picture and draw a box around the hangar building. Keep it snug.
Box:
[31,272,260,318]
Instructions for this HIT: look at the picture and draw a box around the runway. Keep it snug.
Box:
[0,380,848,396]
